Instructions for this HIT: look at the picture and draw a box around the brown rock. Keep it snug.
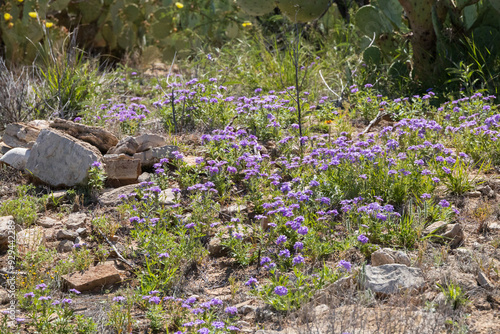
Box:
[2,122,41,148]
[423,221,464,248]
[208,237,228,257]
[423,221,448,236]
[65,213,88,230]
[62,263,122,292]
[107,136,139,156]
[57,240,74,252]
[135,133,166,152]
[0,288,9,304]
[371,249,395,266]
[442,224,465,248]
[103,154,141,187]
[372,248,411,266]
[37,217,62,228]
[49,118,118,153]
[57,230,78,240]
[27,120,50,129]
[477,271,494,289]
[464,191,482,198]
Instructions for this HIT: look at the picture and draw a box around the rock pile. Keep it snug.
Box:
[0,119,178,188]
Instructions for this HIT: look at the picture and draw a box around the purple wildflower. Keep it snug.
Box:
[274,286,288,296]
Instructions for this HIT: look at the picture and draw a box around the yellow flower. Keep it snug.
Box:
[242,21,252,27]
[18,0,23,2]
[28,12,37,18]
[4,13,13,21]
[175,2,184,8]
[45,22,53,28]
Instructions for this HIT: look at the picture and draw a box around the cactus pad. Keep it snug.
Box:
[363,46,381,65]
[236,0,277,16]
[355,5,392,37]
[277,0,330,23]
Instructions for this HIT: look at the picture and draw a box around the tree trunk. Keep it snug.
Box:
[398,0,438,87]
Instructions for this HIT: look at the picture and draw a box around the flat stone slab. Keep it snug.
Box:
[362,264,425,295]
[98,184,138,206]
[65,213,88,230]
[37,217,62,228]
[134,145,178,168]
[50,118,118,153]
[2,122,41,149]
[62,263,122,292]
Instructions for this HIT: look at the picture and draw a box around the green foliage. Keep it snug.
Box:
[75,315,98,334]
[19,288,90,334]
[437,281,469,310]
[107,294,135,334]
[354,0,500,90]
[87,161,106,196]
[0,185,44,227]
[35,41,103,119]
[254,266,339,311]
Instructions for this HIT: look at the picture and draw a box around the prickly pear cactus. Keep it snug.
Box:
[236,0,276,16]
[355,5,393,37]
[277,0,330,23]
[363,45,381,65]
[1,0,241,64]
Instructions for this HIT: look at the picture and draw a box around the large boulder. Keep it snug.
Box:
[103,154,141,187]
[361,264,425,295]
[50,118,118,153]
[0,147,30,170]
[25,129,103,187]
[1,123,42,149]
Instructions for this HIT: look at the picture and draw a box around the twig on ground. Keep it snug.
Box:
[96,228,136,270]
[361,110,389,135]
